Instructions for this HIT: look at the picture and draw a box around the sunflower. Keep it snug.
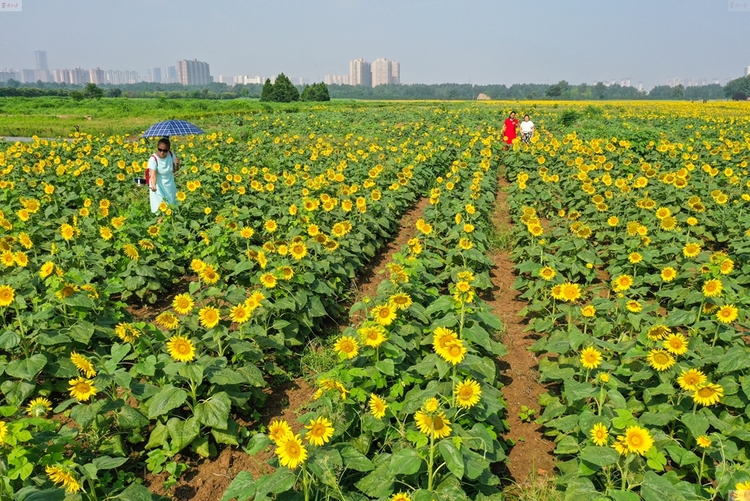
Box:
[623,426,654,455]
[423,398,440,413]
[647,349,675,371]
[268,420,294,444]
[123,243,139,260]
[60,224,75,241]
[628,252,643,264]
[371,303,397,326]
[414,410,452,439]
[677,369,707,391]
[230,303,252,324]
[369,394,388,418]
[660,267,677,282]
[682,242,701,258]
[334,336,359,359]
[198,306,221,329]
[166,335,196,363]
[200,265,220,284]
[438,339,467,365]
[626,300,642,313]
[702,279,723,298]
[276,434,307,469]
[155,311,180,330]
[12,252,28,267]
[147,225,160,237]
[692,383,723,406]
[590,423,609,446]
[720,259,734,275]
[716,304,739,324]
[70,352,96,378]
[26,397,53,417]
[455,379,482,409]
[39,261,55,279]
[663,333,688,355]
[580,347,603,369]
[359,324,387,348]
[458,237,474,250]
[45,465,82,493]
[190,259,206,273]
[18,233,33,249]
[432,326,458,354]
[264,220,278,233]
[289,242,307,260]
[69,377,97,402]
[0,285,14,307]
[1,251,15,267]
[581,305,596,317]
[391,493,411,501]
[696,435,712,448]
[115,322,140,343]
[539,266,556,281]
[240,227,255,239]
[612,274,633,292]
[389,293,413,310]
[172,293,194,315]
[259,273,277,289]
[305,417,334,446]
[139,239,155,250]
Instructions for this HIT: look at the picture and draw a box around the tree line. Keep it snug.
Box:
[0,77,746,101]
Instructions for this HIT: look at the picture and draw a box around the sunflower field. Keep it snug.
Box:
[2,99,750,501]
[504,101,750,500]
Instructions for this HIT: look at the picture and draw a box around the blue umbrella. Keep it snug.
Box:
[141,119,205,138]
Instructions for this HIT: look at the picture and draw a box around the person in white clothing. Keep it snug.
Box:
[520,115,535,143]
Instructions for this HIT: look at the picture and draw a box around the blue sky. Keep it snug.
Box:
[1,0,749,88]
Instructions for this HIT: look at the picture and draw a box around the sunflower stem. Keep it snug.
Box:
[302,465,310,501]
[427,432,436,491]
[697,449,706,485]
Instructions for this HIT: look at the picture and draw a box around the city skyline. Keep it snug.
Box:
[1,48,738,90]
[0,0,748,89]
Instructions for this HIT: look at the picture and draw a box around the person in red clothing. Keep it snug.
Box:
[501,111,519,147]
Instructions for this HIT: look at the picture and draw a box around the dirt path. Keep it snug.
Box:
[488,175,556,483]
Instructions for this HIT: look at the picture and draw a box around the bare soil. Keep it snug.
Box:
[488,176,556,483]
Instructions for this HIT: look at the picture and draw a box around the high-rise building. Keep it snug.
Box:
[0,69,18,82]
[89,67,105,85]
[372,58,391,87]
[349,58,371,87]
[390,61,400,84]
[325,74,349,85]
[35,51,48,71]
[20,69,36,83]
[746,66,750,77]
[177,59,212,85]
[150,67,162,83]
[35,51,50,82]
[218,75,234,85]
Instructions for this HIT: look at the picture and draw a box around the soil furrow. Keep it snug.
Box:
[488,175,556,483]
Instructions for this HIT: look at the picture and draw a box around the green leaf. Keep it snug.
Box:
[115,483,153,501]
[192,435,211,458]
[92,456,129,470]
[23,490,66,501]
[308,448,342,486]
[254,468,296,501]
[438,439,464,478]
[335,444,374,472]
[665,445,701,467]
[221,471,255,501]
[212,419,240,445]
[640,471,686,501]
[609,491,640,501]
[680,413,709,438]
[147,385,188,419]
[389,447,423,475]
[717,347,750,374]
[245,433,272,455]
[194,392,231,430]
[375,359,395,376]
[355,462,393,498]
[563,477,599,501]
[166,416,200,451]
[580,446,619,466]
[5,354,47,380]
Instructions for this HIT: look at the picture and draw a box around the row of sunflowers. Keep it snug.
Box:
[222,127,509,501]
[504,102,750,501]
[0,105,506,499]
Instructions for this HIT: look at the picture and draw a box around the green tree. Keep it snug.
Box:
[260,78,273,102]
[594,82,606,99]
[69,90,85,101]
[271,73,299,102]
[84,83,104,99]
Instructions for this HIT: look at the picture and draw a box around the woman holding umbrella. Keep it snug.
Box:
[148,137,180,213]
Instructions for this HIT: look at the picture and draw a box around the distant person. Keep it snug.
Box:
[148,137,179,214]
[501,111,519,147]
[520,114,535,143]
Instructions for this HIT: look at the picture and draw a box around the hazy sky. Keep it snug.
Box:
[2,0,749,88]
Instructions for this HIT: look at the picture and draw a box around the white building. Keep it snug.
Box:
[746,66,750,77]
[325,74,349,85]
[349,58,371,87]
[218,74,234,85]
